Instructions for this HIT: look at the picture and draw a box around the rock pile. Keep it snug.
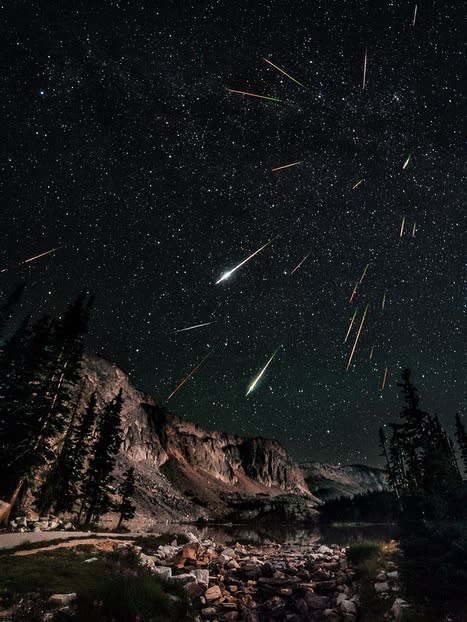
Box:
[8,515,74,532]
[140,534,360,621]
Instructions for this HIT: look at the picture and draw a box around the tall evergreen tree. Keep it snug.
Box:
[117,467,136,528]
[0,289,93,511]
[81,389,124,525]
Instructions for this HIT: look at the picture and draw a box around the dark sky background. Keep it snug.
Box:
[1,1,465,465]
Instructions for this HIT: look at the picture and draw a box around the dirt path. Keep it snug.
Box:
[0,531,137,551]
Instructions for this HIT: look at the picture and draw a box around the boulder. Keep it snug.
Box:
[48,594,77,607]
[205,585,222,602]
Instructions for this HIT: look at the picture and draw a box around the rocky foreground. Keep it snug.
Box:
[1,532,411,622]
[138,534,360,622]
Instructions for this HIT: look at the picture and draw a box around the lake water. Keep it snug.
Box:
[174,522,400,546]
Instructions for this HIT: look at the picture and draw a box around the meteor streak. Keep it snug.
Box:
[226,88,284,104]
[412,222,416,237]
[166,351,213,401]
[400,216,406,237]
[352,179,364,190]
[344,308,358,343]
[290,252,311,275]
[412,4,418,26]
[402,155,411,169]
[349,264,369,303]
[271,161,302,172]
[349,280,359,304]
[346,304,369,371]
[381,367,388,391]
[381,292,386,312]
[369,346,374,361]
[362,48,368,89]
[262,57,306,88]
[23,248,59,264]
[215,238,276,284]
[175,322,213,333]
[359,263,369,284]
[246,347,280,396]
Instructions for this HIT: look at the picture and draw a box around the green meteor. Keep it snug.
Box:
[246,347,281,396]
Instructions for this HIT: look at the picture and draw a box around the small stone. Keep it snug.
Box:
[153,566,172,580]
[200,606,217,617]
[205,585,222,602]
[387,570,399,579]
[376,572,387,582]
[221,547,236,559]
[83,557,98,563]
[318,545,333,555]
[48,594,77,607]
[391,597,411,621]
[374,581,390,593]
[170,573,196,586]
[191,569,209,587]
[339,599,357,615]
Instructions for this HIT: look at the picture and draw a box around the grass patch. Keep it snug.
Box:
[0,545,191,621]
[72,574,189,622]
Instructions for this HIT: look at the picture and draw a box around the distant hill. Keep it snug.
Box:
[301,461,388,501]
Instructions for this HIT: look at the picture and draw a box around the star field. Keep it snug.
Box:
[1,2,465,464]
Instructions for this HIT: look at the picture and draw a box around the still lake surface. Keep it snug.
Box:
[183,522,400,546]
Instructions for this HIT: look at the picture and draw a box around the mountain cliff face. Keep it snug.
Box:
[80,354,318,527]
[301,461,388,501]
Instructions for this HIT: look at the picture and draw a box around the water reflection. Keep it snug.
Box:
[162,522,400,546]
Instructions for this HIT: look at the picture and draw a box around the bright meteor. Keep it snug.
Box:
[215,238,276,284]
[352,179,364,190]
[290,252,311,275]
[346,304,369,371]
[226,88,284,104]
[174,322,213,333]
[246,347,280,396]
[166,350,213,401]
[262,57,306,88]
[271,161,302,172]
[402,155,411,169]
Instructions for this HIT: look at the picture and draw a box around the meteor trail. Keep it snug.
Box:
[400,216,406,237]
[246,347,280,396]
[412,222,416,237]
[215,238,276,284]
[262,57,306,88]
[226,88,284,104]
[349,264,369,303]
[346,304,369,371]
[359,263,369,284]
[412,4,418,26]
[290,252,311,275]
[381,367,388,391]
[166,351,213,401]
[344,308,358,343]
[369,346,374,361]
[349,280,359,304]
[362,48,368,89]
[352,179,364,190]
[271,161,302,172]
[381,292,386,312]
[22,248,60,264]
[402,155,411,169]
[175,322,213,333]
[1,247,61,274]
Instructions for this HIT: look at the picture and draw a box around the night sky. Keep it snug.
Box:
[2,2,465,465]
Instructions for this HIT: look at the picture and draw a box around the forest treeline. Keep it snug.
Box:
[0,284,135,527]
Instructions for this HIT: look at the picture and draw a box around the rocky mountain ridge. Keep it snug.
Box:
[80,353,320,527]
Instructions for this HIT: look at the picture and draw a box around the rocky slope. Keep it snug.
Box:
[301,462,387,501]
[79,354,320,527]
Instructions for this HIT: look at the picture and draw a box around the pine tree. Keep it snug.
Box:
[455,413,467,475]
[81,389,124,526]
[117,467,136,528]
